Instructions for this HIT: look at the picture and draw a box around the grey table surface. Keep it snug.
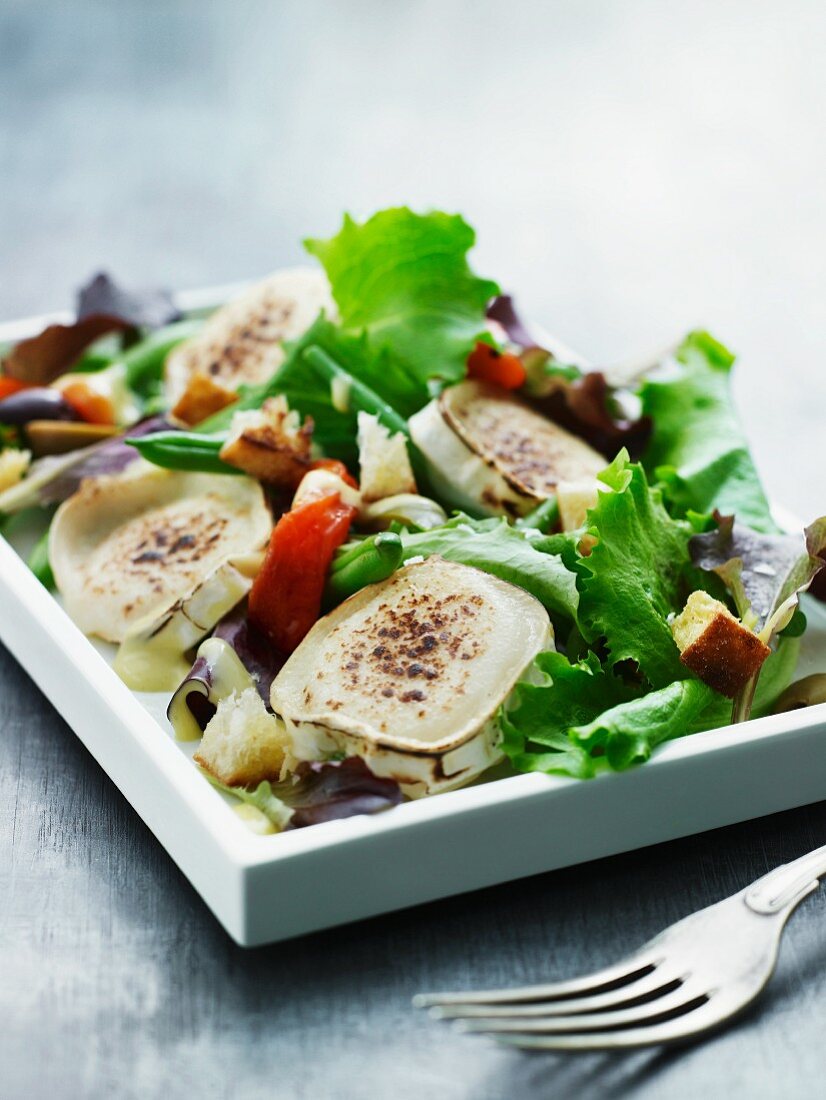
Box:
[3,2,826,1097]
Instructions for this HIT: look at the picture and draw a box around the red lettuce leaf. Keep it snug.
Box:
[213,603,285,704]
[3,315,132,386]
[77,272,181,330]
[284,758,403,828]
[0,416,173,514]
[486,295,651,460]
[690,513,826,630]
[3,272,181,387]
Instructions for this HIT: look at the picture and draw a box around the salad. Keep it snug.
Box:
[1,207,824,836]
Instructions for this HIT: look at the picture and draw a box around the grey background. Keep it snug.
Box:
[2,2,826,1097]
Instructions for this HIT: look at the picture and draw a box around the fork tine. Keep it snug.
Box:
[456,986,707,1033]
[488,998,731,1051]
[413,950,663,1009]
[431,964,687,1019]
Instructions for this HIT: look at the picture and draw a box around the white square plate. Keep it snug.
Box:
[3,291,826,946]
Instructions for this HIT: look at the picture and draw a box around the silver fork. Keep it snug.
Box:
[414,845,826,1051]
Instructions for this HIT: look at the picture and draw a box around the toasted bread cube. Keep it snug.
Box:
[356,412,416,502]
[0,447,31,493]
[219,396,313,489]
[671,590,770,698]
[171,371,238,426]
[194,686,291,786]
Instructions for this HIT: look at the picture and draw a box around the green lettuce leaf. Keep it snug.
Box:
[639,331,776,532]
[501,651,640,778]
[501,634,799,779]
[305,208,498,415]
[328,514,579,624]
[576,452,693,687]
[203,773,294,830]
[399,515,579,624]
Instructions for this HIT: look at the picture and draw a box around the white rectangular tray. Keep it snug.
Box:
[3,295,826,946]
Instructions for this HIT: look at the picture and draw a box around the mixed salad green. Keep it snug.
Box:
[2,206,824,824]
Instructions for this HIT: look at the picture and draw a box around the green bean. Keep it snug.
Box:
[126,430,240,475]
[72,350,119,374]
[122,319,203,395]
[515,496,559,533]
[302,347,409,436]
[325,531,404,605]
[302,345,432,490]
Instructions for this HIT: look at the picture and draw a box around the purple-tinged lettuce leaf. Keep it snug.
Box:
[0,416,171,514]
[486,294,651,460]
[77,272,181,331]
[2,314,132,386]
[283,758,403,827]
[486,294,540,351]
[689,513,824,723]
[213,603,285,703]
[205,757,403,831]
[690,514,826,634]
[533,371,652,461]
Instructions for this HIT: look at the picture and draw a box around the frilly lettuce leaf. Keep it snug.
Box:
[639,331,776,532]
[305,208,498,415]
[576,452,693,688]
[501,636,799,778]
[501,651,640,779]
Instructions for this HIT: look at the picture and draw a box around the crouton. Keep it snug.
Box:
[194,686,292,786]
[0,448,31,493]
[219,396,313,489]
[171,371,238,426]
[671,590,770,697]
[356,412,416,502]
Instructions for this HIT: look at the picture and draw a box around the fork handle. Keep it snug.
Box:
[745,844,826,914]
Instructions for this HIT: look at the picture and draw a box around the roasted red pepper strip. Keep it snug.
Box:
[0,377,30,401]
[61,380,116,425]
[467,341,527,390]
[309,457,358,489]
[249,494,356,653]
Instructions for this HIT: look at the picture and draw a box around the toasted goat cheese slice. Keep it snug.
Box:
[409,378,605,518]
[113,549,264,691]
[50,466,272,644]
[270,557,553,797]
[165,267,336,405]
